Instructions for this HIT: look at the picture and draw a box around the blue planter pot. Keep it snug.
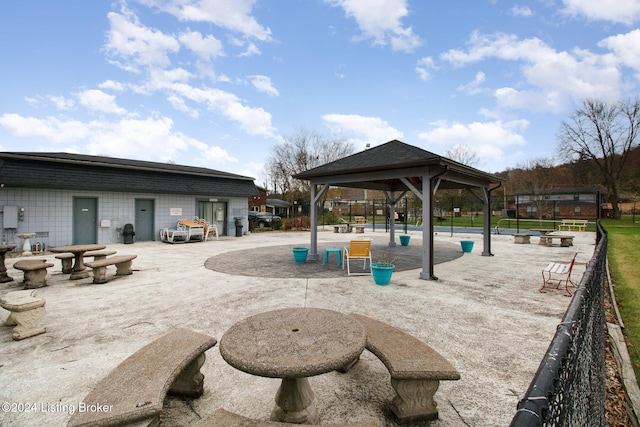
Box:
[460,240,474,253]
[371,262,394,286]
[292,247,309,263]
[399,235,411,246]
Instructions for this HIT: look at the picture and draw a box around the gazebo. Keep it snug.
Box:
[293,140,503,280]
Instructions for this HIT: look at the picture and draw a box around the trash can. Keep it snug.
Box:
[234,217,244,237]
[123,223,135,244]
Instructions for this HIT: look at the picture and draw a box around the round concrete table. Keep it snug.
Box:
[50,244,106,279]
[219,308,366,424]
[0,244,17,282]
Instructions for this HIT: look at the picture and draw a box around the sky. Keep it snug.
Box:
[2,1,640,185]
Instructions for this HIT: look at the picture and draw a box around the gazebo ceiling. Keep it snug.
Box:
[293,139,503,192]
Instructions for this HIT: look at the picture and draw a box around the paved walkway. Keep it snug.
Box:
[0,229,596,426]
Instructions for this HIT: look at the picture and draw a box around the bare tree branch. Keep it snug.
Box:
[557,98,640,219]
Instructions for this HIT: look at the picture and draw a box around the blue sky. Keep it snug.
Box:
[2,1,640,185]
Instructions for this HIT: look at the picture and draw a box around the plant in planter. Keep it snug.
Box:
[370,253,398,286]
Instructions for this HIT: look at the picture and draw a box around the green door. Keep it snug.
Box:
[73,197,97,244]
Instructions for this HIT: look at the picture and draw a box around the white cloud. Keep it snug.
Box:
[0,112,237,164]
[238,41,261,57]
[105,8,180,71]
[415,56,435,81]
[76,89,127,115]
[561,0,640,25]
[0,114,92,143]
[167,94,199,118]
[599,29,640,74]
[457,71,487,95]
[201,145,239,164]
[178,30,225,61]
[48,96,75,110]
[325,0,422,52]
[441,31,623,111]
[510,5,533,17]
[249,75,279,97]
[322,113,403,147]
[98,80,126,91]
[138,0,272,41]
[418,119,529,161]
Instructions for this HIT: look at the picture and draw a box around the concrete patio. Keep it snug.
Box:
[0,228,596,426]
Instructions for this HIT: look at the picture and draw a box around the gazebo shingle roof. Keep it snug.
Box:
[293,139,502,190]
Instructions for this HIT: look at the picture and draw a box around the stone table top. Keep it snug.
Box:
[0,244,17,253]
[220,307,366,379]
[49,244,107,254]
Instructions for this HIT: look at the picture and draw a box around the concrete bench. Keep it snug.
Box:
[354,216,367,224]
[0,289,46,340]
[353,225,365,234]
[13,259,54,288]
[68,328,217,427]
[333,224,351,233]
[347,313,460,424]
[84,254,137,284]
[540,234,574,247]
[513,233,531,244]
[55,250,117,274]
[195,408,380,427]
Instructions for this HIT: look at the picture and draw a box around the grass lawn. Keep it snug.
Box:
[602,217,640,382]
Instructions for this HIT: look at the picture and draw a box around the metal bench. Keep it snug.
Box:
[84,254,137,284]
[68,328,217,427]
[346,313,460,423]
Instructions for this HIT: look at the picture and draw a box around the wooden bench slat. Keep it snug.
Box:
[68,328,217,427]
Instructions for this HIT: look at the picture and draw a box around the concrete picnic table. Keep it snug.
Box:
[219,307,366,424]
[50,244,106,279]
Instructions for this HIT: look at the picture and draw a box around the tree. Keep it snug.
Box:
[510,158,556,220]
[444,144,480,167]
[558,98,640,219]
[265,128,355,202]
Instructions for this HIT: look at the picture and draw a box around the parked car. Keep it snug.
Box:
[249,212,282,228]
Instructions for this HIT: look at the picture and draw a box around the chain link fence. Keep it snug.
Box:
[510,223,608,426]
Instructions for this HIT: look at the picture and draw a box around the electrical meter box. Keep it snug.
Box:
[2,206,18,229]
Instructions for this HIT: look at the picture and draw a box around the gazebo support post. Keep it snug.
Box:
[308,183,329,261]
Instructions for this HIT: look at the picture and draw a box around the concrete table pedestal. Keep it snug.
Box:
[0,244,17,282]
